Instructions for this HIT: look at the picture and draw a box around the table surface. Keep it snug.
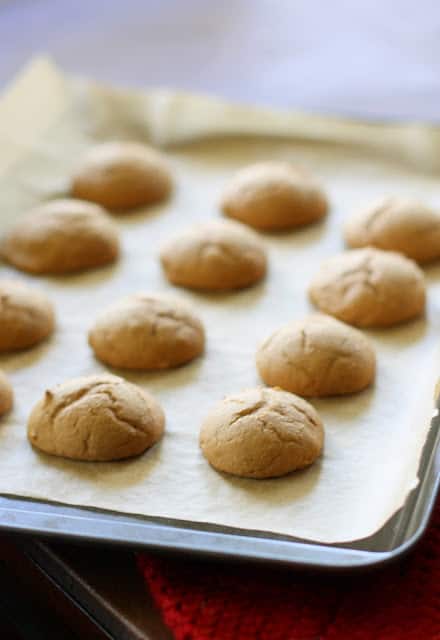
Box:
[1,0,440,120]
[1,1,440,638]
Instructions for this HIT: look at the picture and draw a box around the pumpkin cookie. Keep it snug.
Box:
[309,248,426,327]
[200,387,324,478]
[28,374,165,461]
[221,162,328,230]
[0,199,119,274]
[344,197,440,264]
[71,142,172,210]
[89,294,205,370]
[160,221,267,291]
[257,314,376,396]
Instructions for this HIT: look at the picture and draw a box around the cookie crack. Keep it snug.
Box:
[150,310,193,337]
[48,381,112,421]
[280,349,313,382]
[198,241,241,266]
[339,256,379,297]
[363,200,394,234]
[229,399,267,425]
[95,387,144,434]
[289,403,319,428]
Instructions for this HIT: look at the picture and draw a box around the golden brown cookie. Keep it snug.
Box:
[71,142,172,210]
[0,371,13,416]
[256,314,376,397]
[221,161,328,230]
[88,294,205,370]
[0,280,55,351]
[344,197,440,264]
[200,387,324,479]
[0,199,120,274]
[160,221,267,291]
[308,248,426,328]
[27,374,165,461]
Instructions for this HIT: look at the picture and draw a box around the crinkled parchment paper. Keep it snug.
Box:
[0,57,439,543]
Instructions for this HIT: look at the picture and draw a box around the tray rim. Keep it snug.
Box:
[0,402,438,571]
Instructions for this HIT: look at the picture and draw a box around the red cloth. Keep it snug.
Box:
[138,502,440,640]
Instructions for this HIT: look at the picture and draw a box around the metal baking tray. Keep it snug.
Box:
[0,398,438,571]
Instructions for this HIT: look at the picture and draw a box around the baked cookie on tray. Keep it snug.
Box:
[0,198,119,274]
[308,248,426,327]
[221,161,328,230]
[71,142,173,211]
[344,196,440,264]
[200,387,324,479]
[160,220,267,291]
[89,294,205,370]
[257,314,376,397]
[28,374,165,461]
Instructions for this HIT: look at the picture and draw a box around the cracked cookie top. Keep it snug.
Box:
[160,220,267,291]
[199,387,324,479]
[256,314,376,397]
[0,279,55,351]
[344,196,440,264]
[88,293,205,370]
[27,374,165,461]
[0,198,120,274]
[71,142,173,211]
[308,248,426,327]
[220,161,328,230]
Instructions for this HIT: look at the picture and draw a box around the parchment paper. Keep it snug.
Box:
[0,57,440,543]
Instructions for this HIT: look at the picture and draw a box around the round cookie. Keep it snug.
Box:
[257,314,376,397]
[0,280,54,351]
[160,221,267,291]
[89,294,205,370]
[0,371,13,416]
[200,387,324,479]
[71,142,172,210]
[221,161,328,230]
[308,248,426,328]
[27,374,165,461]
[344,196,440,264]
[0,199,120,274]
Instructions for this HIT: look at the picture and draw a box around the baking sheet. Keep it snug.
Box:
[0,57,439,544]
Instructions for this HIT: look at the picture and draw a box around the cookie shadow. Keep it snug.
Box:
[220,458,323,507]
[366,316,428,349]
[32,438,164,489]
[0,337,55,373]
[110,199,172,225]
[97,354,205,392]
[422,261,440,283]
[43,261,122,290]
[185,279,268,310]
[261,216,329,249]
[312,385,375,426]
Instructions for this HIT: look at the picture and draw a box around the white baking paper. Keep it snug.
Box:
[0,57,439,543]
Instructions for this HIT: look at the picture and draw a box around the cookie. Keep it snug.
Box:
[0,199,119,274]
[344,197,440,264]
[308,248,426,327]
[221,161,328,230]
[160,221,267,291]
[0,280,55,351]
[71,142,172,210]
[27,374,165,461]
[89,294,205,370]
[200,387,324,479]
[257,314,376,397]
[0,371,13,416]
